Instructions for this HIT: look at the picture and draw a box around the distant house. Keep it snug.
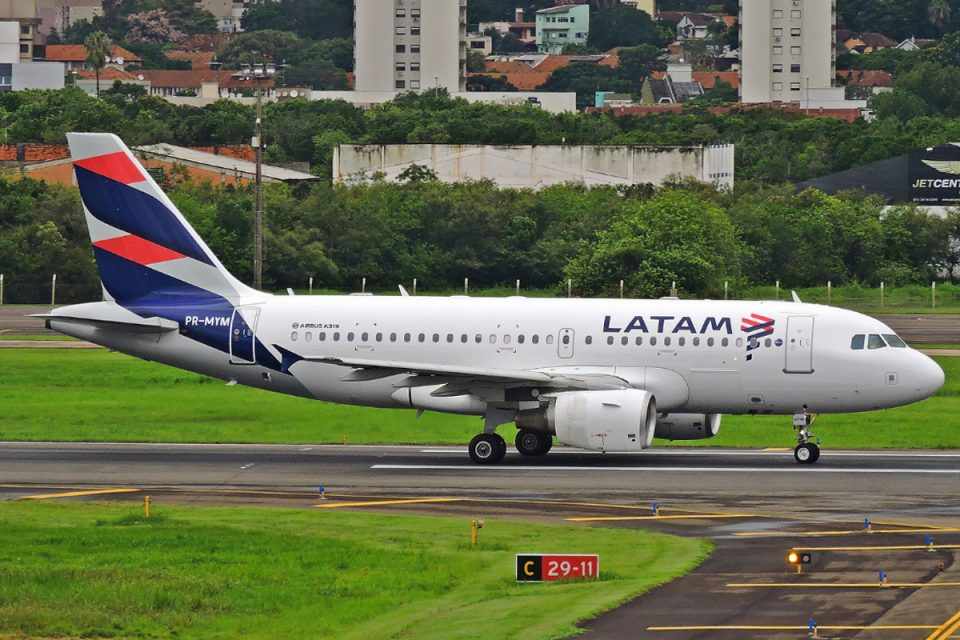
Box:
[619,0,655,16]
[837,69,893,98]
[896,36,937,51]
[136,69,274,98]
[74,67,149,95]
[465,32,492,56]
[676,13,720,40]
[535,4,589,55]
[641,63,704,104]
[479,9,536,45]
[45,44,141,70]
[843,32,897,55]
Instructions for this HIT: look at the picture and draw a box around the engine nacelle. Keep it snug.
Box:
[654,413,721,441]
[519,389,657,452]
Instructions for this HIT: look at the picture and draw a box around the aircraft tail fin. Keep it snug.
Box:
[66,132,256,307]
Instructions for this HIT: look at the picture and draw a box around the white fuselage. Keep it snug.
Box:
[52,295,945,418]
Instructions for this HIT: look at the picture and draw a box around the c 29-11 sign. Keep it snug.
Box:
[516,554,600,582]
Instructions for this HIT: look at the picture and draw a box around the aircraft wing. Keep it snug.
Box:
[274,348,629,391]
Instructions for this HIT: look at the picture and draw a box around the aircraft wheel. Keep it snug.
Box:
[794,443,820,465]
[516,429,549,456]
[470,433,506,464]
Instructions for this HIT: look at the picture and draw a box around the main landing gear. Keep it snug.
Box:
[469,433,506,464]
[515,429,553,457]
[793,408,821,465]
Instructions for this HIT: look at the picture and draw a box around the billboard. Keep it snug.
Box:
[910,144,960,205]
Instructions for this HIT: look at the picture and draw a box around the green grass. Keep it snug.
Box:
[0,501,708,640]
[1,349,959,448]
[0,333,76,341]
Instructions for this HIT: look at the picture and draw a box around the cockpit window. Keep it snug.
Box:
[867,334,886,350]
[883,334,907,348]
[851,334,865,350]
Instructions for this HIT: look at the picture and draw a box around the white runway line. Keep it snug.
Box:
[418,448,960,459]
[374,464,960,475]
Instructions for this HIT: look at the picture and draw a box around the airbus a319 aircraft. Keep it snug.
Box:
[40,133,945,465]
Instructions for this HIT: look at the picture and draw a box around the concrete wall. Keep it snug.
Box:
[0,21,17,63]
[419,0,464,92]
[333,144,735,190]
[12,61,63,89]
[354,0,394,91]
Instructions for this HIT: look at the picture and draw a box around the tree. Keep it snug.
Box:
[466,51,486,73]
[928,0,952,32]
[125,9,184,44]
[218,30,302,66]
[617,44,663,91]
[588,5,663,51]
[537,62,632,110]
[84,31,112,97]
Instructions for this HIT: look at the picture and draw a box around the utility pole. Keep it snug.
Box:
[233,60,284,291]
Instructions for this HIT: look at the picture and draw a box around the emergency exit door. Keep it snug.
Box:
[558,328,575,359]
[784,316,814,374]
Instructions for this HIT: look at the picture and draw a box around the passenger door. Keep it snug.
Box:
[558,328,575,359]
[784,316,814,374]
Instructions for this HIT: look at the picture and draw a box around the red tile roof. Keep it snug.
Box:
[0,144,69,162]
[164,50,216,69]
[837,69,893,87]
[651,70,740,89]
[75,68,141,81]
[137,69,275,89]
[45,44,141,63]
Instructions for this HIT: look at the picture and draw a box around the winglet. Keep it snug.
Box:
[791,290,802,303]
[273,344,304,374]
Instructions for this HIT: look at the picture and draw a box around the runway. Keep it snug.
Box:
[3,442,959,639]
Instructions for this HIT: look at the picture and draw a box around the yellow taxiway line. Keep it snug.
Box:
[18,488,141,501]
[567,514,756,522]
[316,497,461,509]
[649,625,938,632]
[727,582,960,589]
[926,609,960,640]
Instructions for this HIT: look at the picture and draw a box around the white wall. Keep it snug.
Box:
[310,90,576,114]
[739,0,772,103]
[334,144,735,190]
[354,0,394,92]
[419,0,463,92]
[0,21,18,64]
[12,61,64,89]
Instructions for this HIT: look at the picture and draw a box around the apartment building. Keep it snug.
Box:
[354,0,466,93]
[0,0,43,60]
[739,0,835,104]
[535,4,589,55]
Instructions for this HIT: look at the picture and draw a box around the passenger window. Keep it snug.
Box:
[678,337,685,347]
[446,333,453,343]
[621,336,628,346]
[607,336,614,345]
[361,332,368,342]
[333,332,340,342]
[868,334,886,349]
[290,331,298,342]
[635,336,643,346]
[764,338,772,347]
[319,332,326,341]
[375,333,382,342]
[517,335,525,344]
[532,335,539,344]
[736,338,743,348]
[693,337,700,346]
[347,332,355,342]
[585,336,593,345]
[883,334,907,348]
[562,335,570,345]
[418,333,425,343]
[650,337,657,346]
[664,337,671,346]
[503,335,511,345]
[305,331,313,342]
[851,334,865,350]
[707,337,715,347]
[432,333,439,343]
[461,334,468,343]
[489,334,497,344]
[546,335,554,345]
[389,333,396,342]
[721,338,729,347]
[403,333,411,343]
[475,334,482,343]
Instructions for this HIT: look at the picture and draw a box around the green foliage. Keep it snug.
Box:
[240,0,352,40]
[537,63,633,109]
[565,188,740,298]
[588,4,664,51]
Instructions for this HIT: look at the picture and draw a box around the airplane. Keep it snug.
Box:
[39,133,945,466]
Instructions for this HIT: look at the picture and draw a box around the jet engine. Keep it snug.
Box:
[516,389,656,452]
[654,413,721,441]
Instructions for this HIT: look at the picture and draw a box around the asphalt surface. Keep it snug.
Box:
[3,443,960,639]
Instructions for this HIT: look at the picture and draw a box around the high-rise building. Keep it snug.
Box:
[739,0,836,104]
[354,0,466,93]
[0,0,43,60]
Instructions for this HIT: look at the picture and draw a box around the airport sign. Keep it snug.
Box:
[516,554,600,582]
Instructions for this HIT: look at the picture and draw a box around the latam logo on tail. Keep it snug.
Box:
[742,313,776,361]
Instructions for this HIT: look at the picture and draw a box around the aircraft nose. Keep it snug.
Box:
[914,353,945,399]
